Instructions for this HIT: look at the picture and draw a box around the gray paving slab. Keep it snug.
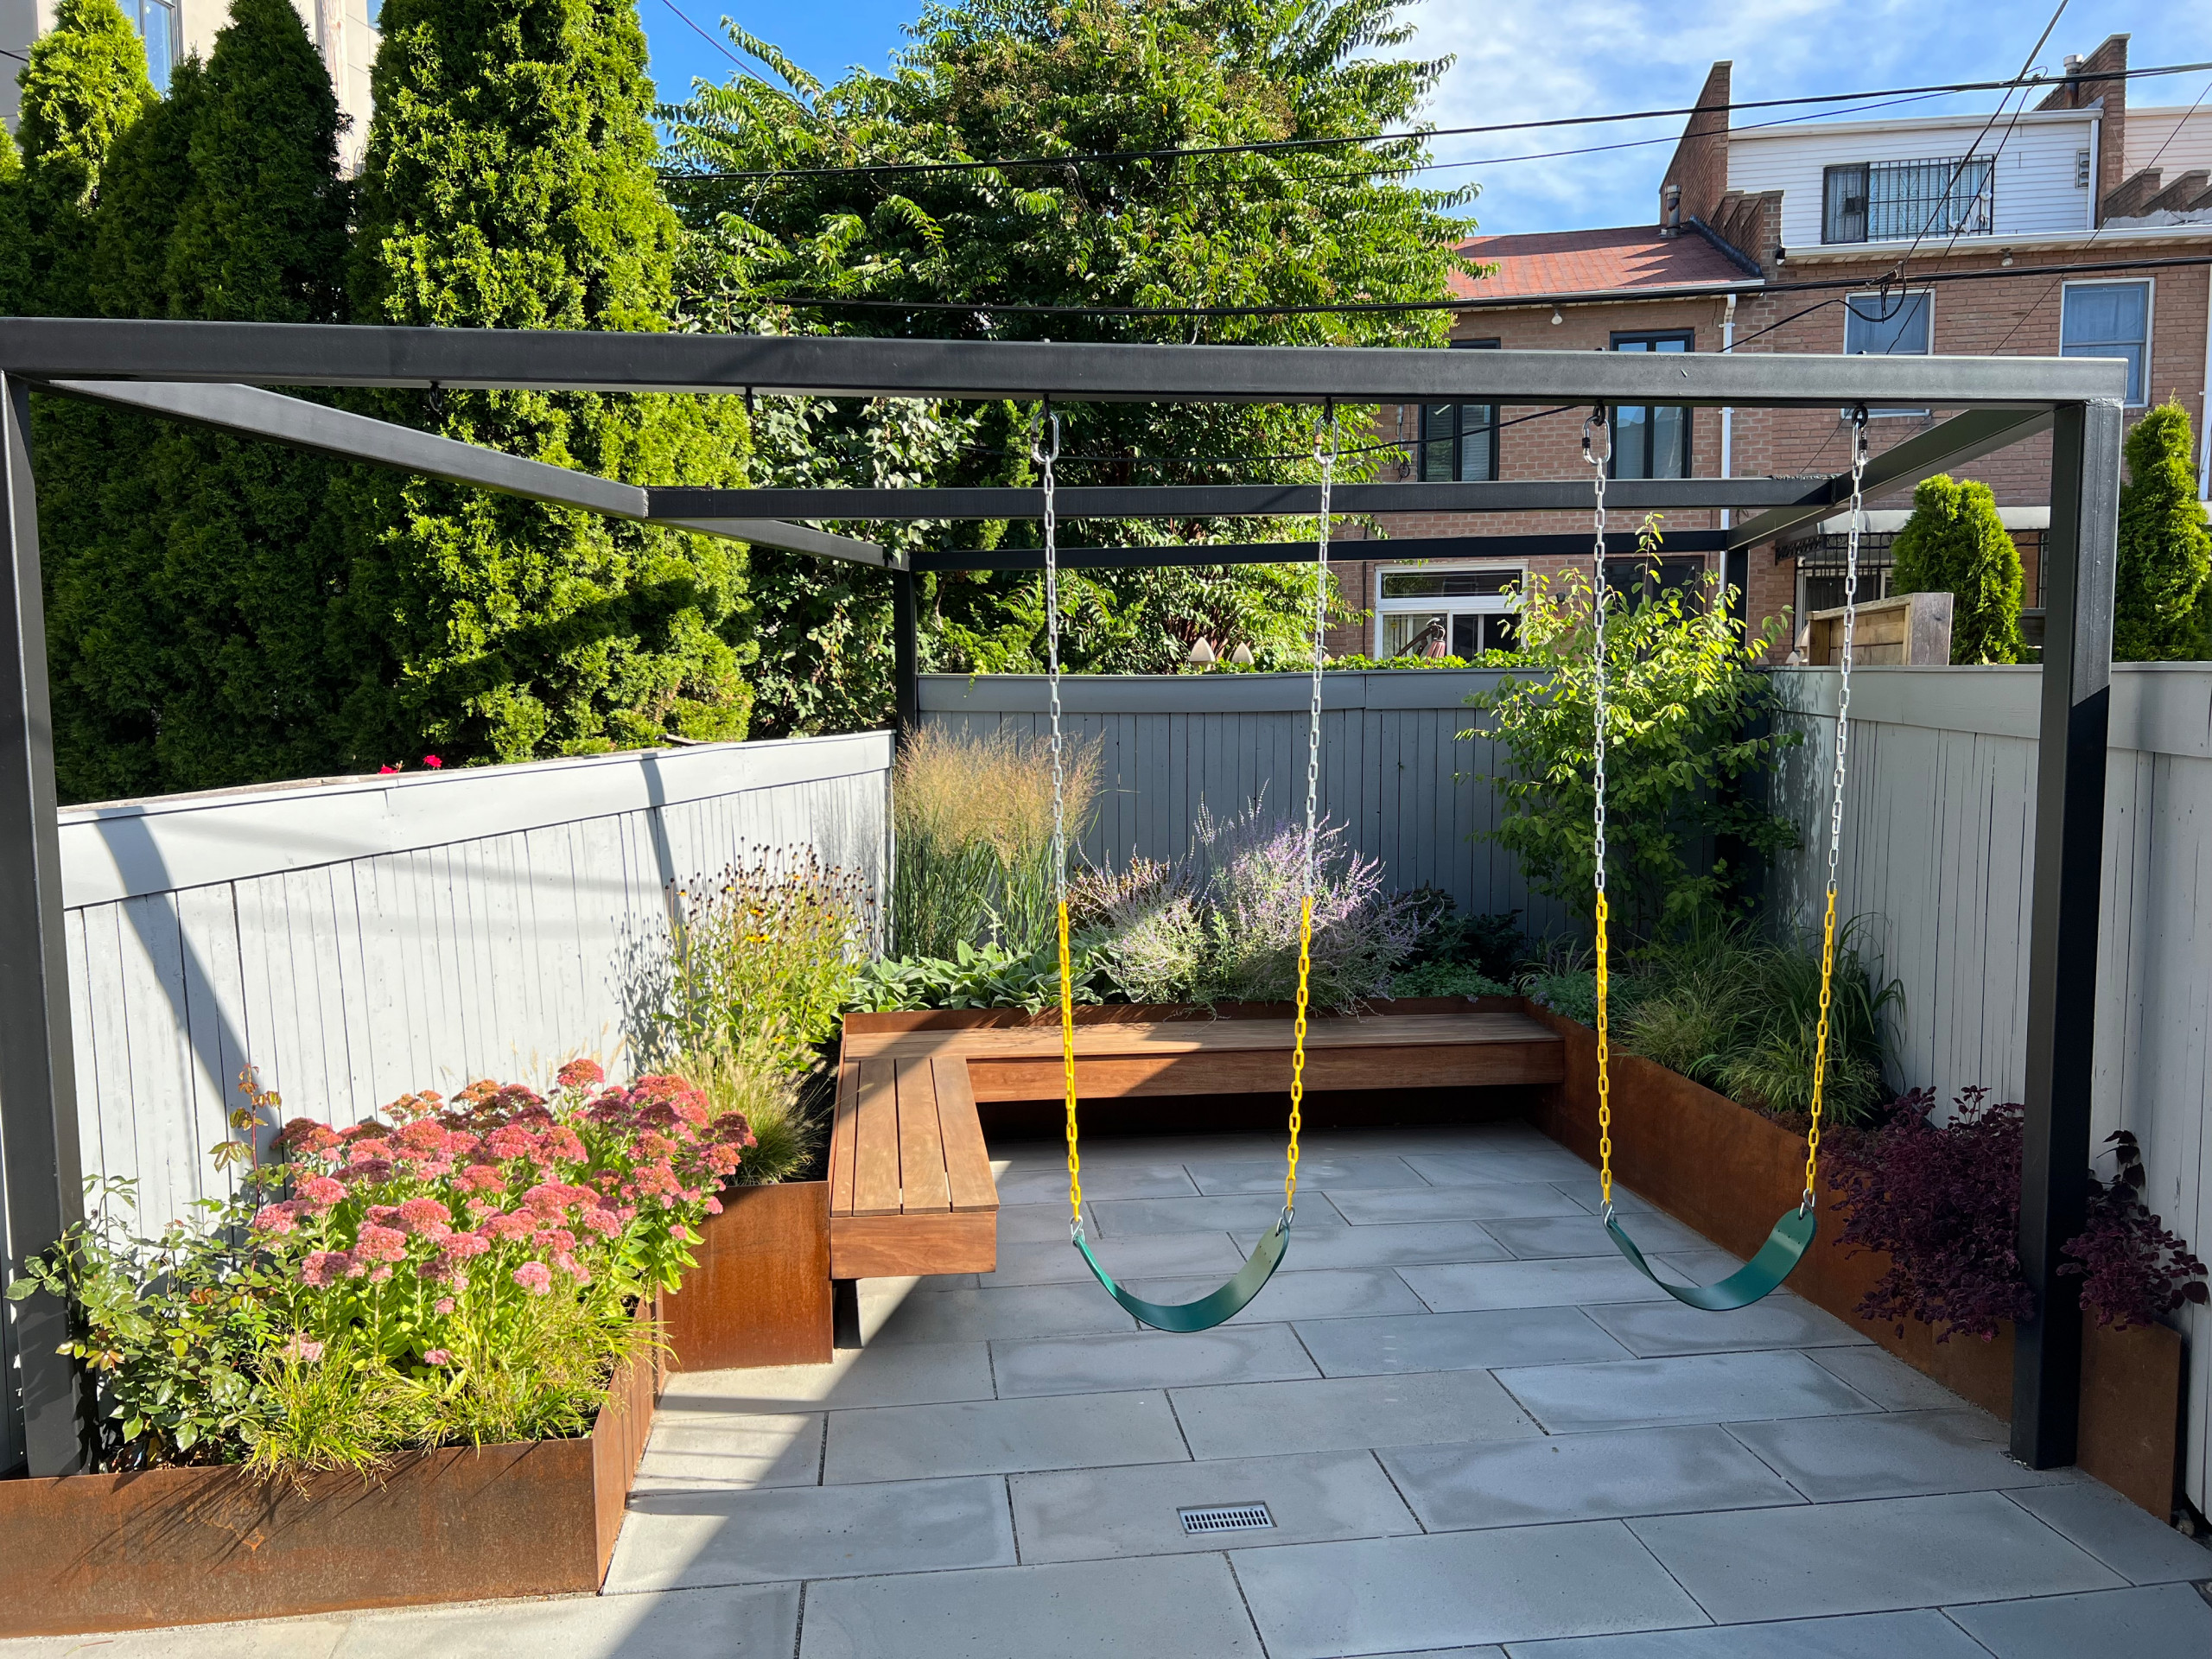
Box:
[822,1390,1189,1482]
[1230,1522,1713,1657]
[1626,1491,2128,1623]
[632,1410,823,1491]
[658,1340,996,1413]
[2004,1482,2212,1584]
[1649,1249,1751,1283]
[1496,1351,1882,1432]
[1294,1306,1632,1376]
[865,1281,1136,1344]
[1173,1368,1544,1459]
[1343,1650,1507,1659]
[1485,1211,1713,1261]
[1556,1182,1660,1217]
[1126,1265,1428,1322]
[978,1229,1243,1287]
[797,1554,1266,1658]
[1382,1424,1805,1531]
[1188,1154,1430,1193]
[991,1321,1319,1397]
[606,1473,1016,1591]
[0,1618,349,1659]
[995,1160,1199,1204]
[1942,1582,2212,1658]
[1800,1344,1975,1412]
[1094,1192,1329,1235]
[1329,1183,1589,1224]
[1401,1257,1675,1313]
[1009,1447,1420,1562]
[1503,1608,1993,1656]
[1723,1408,2071,1502]
[997,1200,1104,1244]
[1582,1295,1869,1357]
[1236,1220,1514,1269]
[331,1585,804,1658]
[1407,1147,1599,1186]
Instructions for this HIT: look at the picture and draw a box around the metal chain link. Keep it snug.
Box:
[1285,412,1336,1222]
[1581,413,1615,1216]
[1804,408,1870,1211]
[1035,413,1084,1241]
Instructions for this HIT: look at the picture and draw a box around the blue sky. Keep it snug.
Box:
[638,1,2212,236]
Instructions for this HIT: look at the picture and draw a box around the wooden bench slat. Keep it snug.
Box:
[895,1058,952,1214]
[844,1012,1560,1062]
[851,1058,903,1217]
[932,1056,998,1213]
[828,1059,861,1219]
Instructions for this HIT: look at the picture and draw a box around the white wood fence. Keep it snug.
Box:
[1770,664,2212,1513]
[3,734,892,1472]
[918,671,1573,938]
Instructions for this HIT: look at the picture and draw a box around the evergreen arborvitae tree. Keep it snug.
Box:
[14,0,155,313]
[0,126,34,316]
[1889,474,2024,664]
[339,0,753,766]
[2113,401,2212,662]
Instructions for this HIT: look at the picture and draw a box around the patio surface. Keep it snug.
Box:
[8,1121,2209,1657]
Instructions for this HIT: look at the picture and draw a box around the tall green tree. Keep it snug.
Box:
[2113,401,2211,662]
[664,0,1474,733]
[338,0,754,765]
[13,0,154,313]
[1889,474,2024,665]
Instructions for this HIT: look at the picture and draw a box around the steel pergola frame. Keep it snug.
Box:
[0,320,2124,1484]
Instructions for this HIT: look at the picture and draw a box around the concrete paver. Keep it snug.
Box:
[1381,1424,1803,1530]
[1941,1583,2212,1658]
[989,1320,1319,1397]
[1503,1608,1993,1656]
[1720,1408,2072,1502]
[1124,1264,1429,1322]
[2002,1482,2212,1584]
[1173,1367,1544,1459]
[1236,1219,1516,1269]
[821,1390,1188,1482]
[1293,1306,1630,1376]
[1580,1294,1868,1357]
[1494,1350,1881,1432]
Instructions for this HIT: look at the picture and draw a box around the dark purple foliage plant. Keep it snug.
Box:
[2059,1130,2210,1330]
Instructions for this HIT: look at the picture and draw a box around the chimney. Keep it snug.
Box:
[2037,35,2130,226]
[1661,182,1682,238]
[1661,62,1732,230]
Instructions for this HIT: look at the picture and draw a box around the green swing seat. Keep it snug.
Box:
[1605,1205,1816,1313]
[1073,1217,1291,1333]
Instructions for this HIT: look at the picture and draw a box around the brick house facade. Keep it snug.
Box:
[1337,37,2212,663]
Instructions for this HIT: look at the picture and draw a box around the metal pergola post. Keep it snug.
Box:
[0,322,2127,1479]
[2010,397,2122,1468]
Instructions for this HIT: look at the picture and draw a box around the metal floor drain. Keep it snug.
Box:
[1179,1503,1274,1535]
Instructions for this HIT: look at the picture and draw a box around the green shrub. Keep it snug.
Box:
[1388,961,1510,999]
[2114,402,2212,661]
[1889,474,2023,664]
[1464,546,1798,946]
[849,938,1106,1014]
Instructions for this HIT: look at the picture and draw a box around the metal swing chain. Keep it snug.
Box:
[1582,413,1617,1216]
[1284,410,1337,1223]
[1804,408,1870,1212]
[1036,413,1084,1241]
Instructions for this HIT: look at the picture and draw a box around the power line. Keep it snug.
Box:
[662,58,2212,185]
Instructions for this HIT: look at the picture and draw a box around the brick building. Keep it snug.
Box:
[1335,35,2212,661]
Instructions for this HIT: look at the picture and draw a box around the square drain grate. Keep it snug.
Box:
[1179,1503,1274,1535]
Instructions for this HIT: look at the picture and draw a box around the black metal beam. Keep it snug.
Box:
[37,379,896,569]
[912,529,1729,573]
[654,478,1827,523]
[0,319,2126,409]
[2010,398,2121,1470]
[890,568,920,744]
[1726,407,2056,550]
[0,376,89,1477]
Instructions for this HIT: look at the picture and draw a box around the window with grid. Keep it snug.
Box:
[124,0,177,94]
[1417,340,1500,481]
[1822,157,1993,244]
[2061,282,2150,406]
[1375,566,1522,658]
[1609,332,1691,480]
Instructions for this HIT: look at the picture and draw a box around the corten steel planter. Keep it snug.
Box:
[0,1330,661,1637]
[661,1179,834,1370]
[1522,1000,2187,1517]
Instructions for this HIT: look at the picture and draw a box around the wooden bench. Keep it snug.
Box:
[825,1006,1565,1285]
[828,1052,1000,1279]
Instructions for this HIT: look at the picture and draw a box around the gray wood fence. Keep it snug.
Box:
[918,671,1572,938]
[1770,664,2212,1514]
[2,733,891,1473]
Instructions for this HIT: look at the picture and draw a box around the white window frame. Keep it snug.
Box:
[1842,289,1934,418]
[2060,278,2154,409]
[1372,563,1524,660]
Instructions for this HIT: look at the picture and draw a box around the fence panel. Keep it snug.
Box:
[918,671,1571,936]
[1770,664,2212,1513]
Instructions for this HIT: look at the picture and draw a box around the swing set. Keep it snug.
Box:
[0,320,2128,1477]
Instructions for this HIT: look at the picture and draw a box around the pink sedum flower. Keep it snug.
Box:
[296,1174,346,1210]
[252,1201,302,1236]
[395,1198,453,1237]
[434,1296,455,1316]
[355,1223,409,1263]
[512,1261,553,1296]
[301,1249,356,1287]
[556,1058,605,1090]
[423,1348,454,1366]
[439,1230,491,1261]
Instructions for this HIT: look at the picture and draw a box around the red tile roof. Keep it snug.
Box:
[1452,226,1758,300]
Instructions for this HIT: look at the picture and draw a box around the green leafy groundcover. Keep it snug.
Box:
[10,1062,752,1477]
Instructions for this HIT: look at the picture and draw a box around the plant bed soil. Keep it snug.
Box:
[662,1179,833,1370]
[0,1329,661,1637]
[1522,999,2186,1516]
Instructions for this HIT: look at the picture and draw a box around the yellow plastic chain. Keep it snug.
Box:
[1594,891,1613,1211]
[1806,890,1838,1200]
[1061,898,1081,1226]
[1285,898,1312,1212]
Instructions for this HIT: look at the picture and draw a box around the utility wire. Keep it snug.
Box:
[664,58,2212,184]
